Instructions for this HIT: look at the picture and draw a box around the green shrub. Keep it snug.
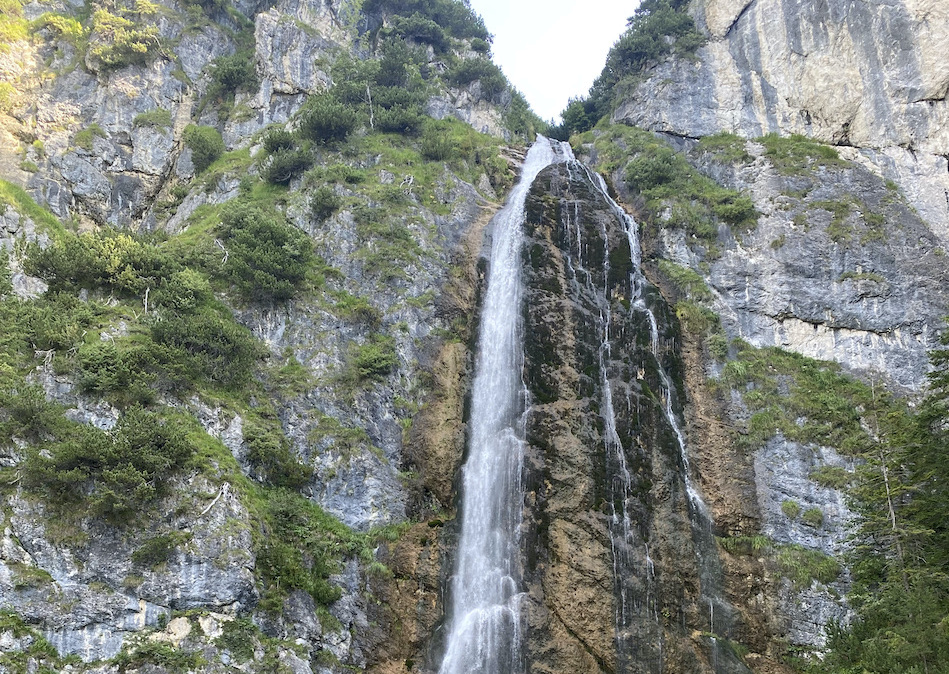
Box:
[375,105,423,134]
[470,37,490,53]
[150,312,263,388]
[339,334,397,389]
[26,229,179,297]
[132,531,192,568]
[209,52,258,94]
[256,490,354,611]
[310,186,341,222]
[449,58,506,100]
[114,640,204,673]
[133,108,172,128]
[183,124,225,173]
[658,259,711,300]
[759,133,843,175]
[362,0,489,40]
[385,13,448,52]
[420,123,454,160]
[215,618,258,663]
[217,201,314,302]
[296,95,358,144]
[262,128,294,154]
[802,507,824,528]
[775,544,840,587]
[625,147,678,189]
[22,407,195,523]
[87,9,161,71]
[781,500,801,519]
[244,419,312,489]
[74,123,107,151]
[34,12,86,47]
[261,148,311,185]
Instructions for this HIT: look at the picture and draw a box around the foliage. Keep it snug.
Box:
[114,640,204,673]
[782,500,801,520]
[209,51,258,95]
[256,489,361,611]
[21,406,195,523]
[310,185,341,221]
[34,12,86,48]
[132,531,191,568]
[261,148,311,185]
[809,465,852,489]
[0,179,65,237]
[216,200,314,302]
[697,132,752,163]
[775,545,840,588]
[133,108,172,128]
[338,333,397,389]
[74,123,106,151]
[262,128,294,154]
[361,0,489,41]
[658,259,711,300]
[554,0,705,136]
[215,618,258,662]
[184,124,225,173]
[297,94,359,144]
[383,12,448,52]
[87,9,162,71]
[26,229,179,297]
[149,311,264,388]
[448,57,506,101]
[244,418,312,489]
[759,133,843,175]
[801,507,824,528]
[591,125,758,241]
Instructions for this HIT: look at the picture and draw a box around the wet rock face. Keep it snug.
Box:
[519,164,735,674]
[614,0,949,239]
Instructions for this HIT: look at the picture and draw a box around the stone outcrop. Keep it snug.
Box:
[518,162,765,674]
[614,0,949,240]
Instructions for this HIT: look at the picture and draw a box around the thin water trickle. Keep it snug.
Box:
[439,137,566,674]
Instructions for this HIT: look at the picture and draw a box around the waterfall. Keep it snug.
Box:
[580,164,734,655]
[439,137,567,674]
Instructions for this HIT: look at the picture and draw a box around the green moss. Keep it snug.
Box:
[593,124,759,241]
[838,271,884,284]
[782,500,801,520]
[802,507,824,528]
[74,123,107,152]
[658,259,711,300]
[759,133,844,175]
[0,179,65,238]
[722,341,906,454]
[132,531,192,568]
[775,544,840,587]
[133,108,172,128]
[697,132,752,163]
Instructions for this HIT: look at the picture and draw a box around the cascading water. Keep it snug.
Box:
[578,163,736,657]
[439,137,567,674]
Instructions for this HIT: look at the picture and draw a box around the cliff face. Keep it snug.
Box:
[613,0,949,240]
[0,0,523,670]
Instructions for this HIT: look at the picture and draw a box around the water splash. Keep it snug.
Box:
[439,137,566,674]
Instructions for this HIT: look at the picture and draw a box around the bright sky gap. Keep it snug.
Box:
[467,0,639,122]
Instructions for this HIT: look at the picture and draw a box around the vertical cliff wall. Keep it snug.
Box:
[613,0,949,241]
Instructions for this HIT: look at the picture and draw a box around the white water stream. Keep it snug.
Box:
[439,138,566,674]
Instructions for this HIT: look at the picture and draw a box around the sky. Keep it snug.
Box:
[467,0,638,122]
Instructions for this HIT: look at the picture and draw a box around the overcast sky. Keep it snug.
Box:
[467,0,638,122]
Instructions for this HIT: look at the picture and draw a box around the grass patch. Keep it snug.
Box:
[759,133,845,175]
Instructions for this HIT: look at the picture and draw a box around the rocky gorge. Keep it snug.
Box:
[0,0,946,672]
